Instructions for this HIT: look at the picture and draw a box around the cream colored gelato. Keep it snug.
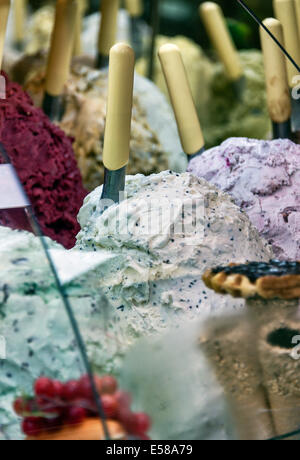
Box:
[203,50,271,147]
[25,4,55,55]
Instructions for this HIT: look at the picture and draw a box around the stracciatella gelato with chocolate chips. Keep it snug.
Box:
[76,170,272,320]
[25,64,185,191]
[188,137,300,260]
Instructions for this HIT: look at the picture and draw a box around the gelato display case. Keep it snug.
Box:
[1,0,300,442]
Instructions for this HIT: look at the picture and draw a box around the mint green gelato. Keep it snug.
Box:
[203,50,271,148]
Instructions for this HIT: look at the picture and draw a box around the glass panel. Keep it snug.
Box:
[0,144,111,440]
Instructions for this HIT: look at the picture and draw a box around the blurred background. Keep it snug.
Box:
[27,0,274,49]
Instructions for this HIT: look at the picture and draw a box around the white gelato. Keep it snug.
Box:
[77,170,272,341]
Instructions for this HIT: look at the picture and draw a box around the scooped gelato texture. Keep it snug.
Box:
[188,137,300,260]
[25,65,172,191]
[76,171,272,325]
[203,50,271,147]
[25,5,55,55]
[0,73,86,248]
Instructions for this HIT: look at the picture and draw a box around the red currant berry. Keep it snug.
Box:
[52,380,64,398]
[118,409,135,431]
[129,413,151,435]
[62,380,81,401]
[34,377,55,398]
[65,406,86,425]
[100,376,118,395]
[13,398,26,416]
[78,375,93,399]
[22,417,45,436]
[101,394,118,418]
[115,391,132,410]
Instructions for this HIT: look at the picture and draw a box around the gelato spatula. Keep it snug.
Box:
[200,2,245,100]
[274,0,300,134]
[125,0,143,59]
[73,0,86,57]
[13,0,26,51]
[158,44,205,162]
[101,43,134,205]
[42,0,78,121]
[0,0,10,72]
[260,18,292,139]
[97,0,119,69]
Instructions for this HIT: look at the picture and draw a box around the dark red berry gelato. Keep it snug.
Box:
[0,72,87,248]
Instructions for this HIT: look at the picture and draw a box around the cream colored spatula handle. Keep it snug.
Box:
[98,0,119,58]
[158,44,205,156]
[200,2,243,81]
[273,0,300,87]
[0,0,11,72]
[125,0,143,17]
[260,18,291,123]
[102,43,135,171]
[13,0,26,45]
[73,0,85,56]
[45,0,77,96]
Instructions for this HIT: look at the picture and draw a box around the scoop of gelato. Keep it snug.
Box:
[203,50,271,147]
[188,137,300,260]
[0,73,86,248]
[25,5,55,55]
[77,170,272,322]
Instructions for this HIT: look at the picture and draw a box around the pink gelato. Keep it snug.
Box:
[0,73,87,249]
[188,137,300,260]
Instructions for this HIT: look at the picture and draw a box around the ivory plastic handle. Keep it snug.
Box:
[199,2,243,81]
[260,18,291,123]
[102,43,135,171]
[0,0,10,71]
[13,0,26,43]
[158,44,205,155]
[273,0,300,87]
[73,0,85,56]
[98,0,119,57]
[125,0,143,17]
[45,0,77,96]
[295,0,300,40]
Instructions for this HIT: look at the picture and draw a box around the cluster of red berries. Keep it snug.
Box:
[13,374,151,439]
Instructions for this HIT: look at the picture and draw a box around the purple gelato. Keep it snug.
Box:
[188,137,300,260]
